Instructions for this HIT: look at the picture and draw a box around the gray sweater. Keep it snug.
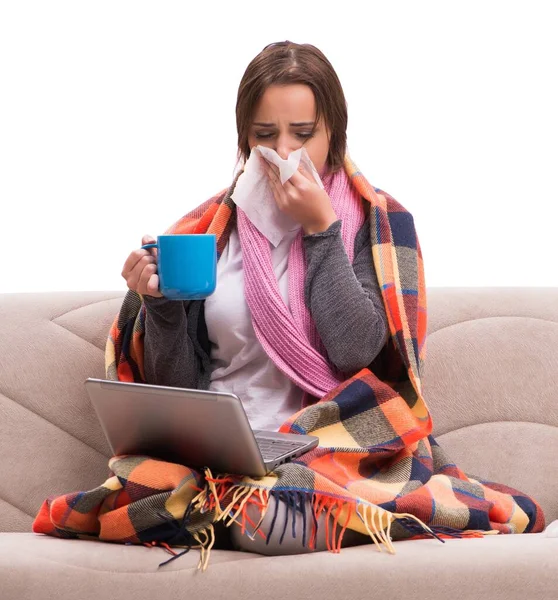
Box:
[142,215,389,391]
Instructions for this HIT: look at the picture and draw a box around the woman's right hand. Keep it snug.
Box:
[121,235,163,298]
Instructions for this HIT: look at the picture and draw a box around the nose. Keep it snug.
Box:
[275,135,296,160]
[275,145,290,160]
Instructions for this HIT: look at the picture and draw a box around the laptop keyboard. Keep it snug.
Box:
[255,437,309,461]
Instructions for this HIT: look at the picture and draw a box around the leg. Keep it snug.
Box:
[229,494,370,556]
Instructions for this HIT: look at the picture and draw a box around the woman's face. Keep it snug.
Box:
[247,84,331,176]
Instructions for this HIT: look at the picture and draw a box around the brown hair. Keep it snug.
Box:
[235,41,348,174]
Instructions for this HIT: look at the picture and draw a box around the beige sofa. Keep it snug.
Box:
[1,288,557,600]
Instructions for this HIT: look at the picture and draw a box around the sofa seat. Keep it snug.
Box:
[2,289,558,599]
[2,532,557,600]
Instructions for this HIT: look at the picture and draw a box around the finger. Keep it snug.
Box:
[265,164,282,191]
[297,163,316,182]
[263,161,274,184]
[122,248,155,280]
[263,160,281,184]
[125,255,156,290]
[145,273,162,298]
[267,161,280,179]
[287,169,311,188]
[268,172,290,210]
[258,154,268,170]
[141,233,158,259]
[269,169,286,192]
[137,262,159,296]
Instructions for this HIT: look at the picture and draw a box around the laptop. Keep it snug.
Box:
[85,378,319,478]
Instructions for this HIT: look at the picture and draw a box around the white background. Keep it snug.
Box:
[1,0,556,293]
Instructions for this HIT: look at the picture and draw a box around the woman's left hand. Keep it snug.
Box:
[262,158,338,235]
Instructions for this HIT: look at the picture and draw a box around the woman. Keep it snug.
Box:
[33,41,543,565]
[120,40,390,554]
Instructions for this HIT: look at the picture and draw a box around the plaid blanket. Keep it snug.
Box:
[33,155,545,569]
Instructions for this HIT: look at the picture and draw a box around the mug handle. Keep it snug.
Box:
[141,243,157,250]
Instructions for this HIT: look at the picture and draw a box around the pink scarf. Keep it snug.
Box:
[236,167,366,399]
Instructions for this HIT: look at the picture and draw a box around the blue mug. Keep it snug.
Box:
[141,234,217,300]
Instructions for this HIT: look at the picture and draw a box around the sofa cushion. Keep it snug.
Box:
[2,289,558,532]
[2,532,557,600]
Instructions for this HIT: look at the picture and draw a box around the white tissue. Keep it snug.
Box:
[231,145,325,247]
[545,519,558,537]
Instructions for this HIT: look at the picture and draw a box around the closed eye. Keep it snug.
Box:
[255,132,314,140]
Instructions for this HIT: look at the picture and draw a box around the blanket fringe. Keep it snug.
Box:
[392,515,492,541]
[202,472,439,555]
[202,468,270,534]
[200,471,490,560]
[192,524,216,572]
[153,525,216,571]
[357,502,400,554]
[153,471,493,570]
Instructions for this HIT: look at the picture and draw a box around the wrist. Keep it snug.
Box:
[302,211,338,235]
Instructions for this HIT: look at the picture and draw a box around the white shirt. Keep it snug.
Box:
[204,226,304,432]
